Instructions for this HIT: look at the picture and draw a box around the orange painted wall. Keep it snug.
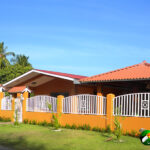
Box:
[60,114,106,128]
[24,112,53,123]
[0,110,14,120]
[117,117,150,132]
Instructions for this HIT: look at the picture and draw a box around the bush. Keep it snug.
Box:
[82,124,91,130]
[105,125,111,133]
[71,124,77,129]
[114,116,122,141]
[65,124,71,129]
[23,119,29,124]
[92,127,100,132]
[0,117,11,122]
[31,120,37,125]
[40,120,48,126]
[28,120,32,124]
[130,130,138,137]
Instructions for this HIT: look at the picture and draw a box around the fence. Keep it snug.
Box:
[0,92,150,132]
[113,93,150,117]
[26,95,57,112]
[62,94,106,115]
[1,96,12,110]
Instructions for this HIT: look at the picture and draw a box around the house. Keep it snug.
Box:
[2,69,95,97]
[2,60,150,97]
[80,60,150,96]
[0,61,150,132]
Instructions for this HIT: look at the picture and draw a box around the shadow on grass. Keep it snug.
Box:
[0,136,46,150]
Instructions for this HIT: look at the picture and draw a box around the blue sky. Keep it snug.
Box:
[0,0,150,76]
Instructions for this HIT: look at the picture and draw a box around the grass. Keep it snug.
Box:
[0,124,149,150]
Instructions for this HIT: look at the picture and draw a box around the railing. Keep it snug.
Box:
[26,95,57,112]
[113,93,150,117]
[1,96,12,110]
[62,94,106,115]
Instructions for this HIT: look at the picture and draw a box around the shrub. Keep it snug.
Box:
[130,130,138,137]
[28,120,32,124]
[65,124,71,129]
[114,116,122,141]
[41,120,48,126]
[82,124,91,130]
[92,127,102,132]
[14,109,19,126]
[31,120,37,125]
[0,117,11,122]
[105,125,111,133]
[47,102,61,130]
[71,124,77,129]
[23,119,29,124]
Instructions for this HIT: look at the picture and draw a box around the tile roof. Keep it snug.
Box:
[8,86,26,93]
[35,69,87,80]
[80,61,150,83]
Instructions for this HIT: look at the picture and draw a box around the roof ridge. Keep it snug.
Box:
[81,62,144,81]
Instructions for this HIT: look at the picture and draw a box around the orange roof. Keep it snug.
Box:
[80,61,150,83]
[8,86,26,93]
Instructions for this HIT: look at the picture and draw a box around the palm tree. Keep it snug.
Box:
[0,42,15,69]
[11,54,32,67]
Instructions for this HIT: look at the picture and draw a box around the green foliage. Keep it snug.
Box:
[31,120,37,125]
[14,109,19,126]
[40,120,49,126]
[0,64,32,84]
[4,92,10,96]
[23,119,29,124]
[71,124,77,129]
[92,127,101,132]
[82,124,91,130]
[11,54,32,67]
[65,124,71,129]
[0,117,11,122]
[130,130,138,137]
[0,42,15,69]
[105,125,111,133]
[30,92,35,97]
[47,103,60,130]
[114,116,122,141]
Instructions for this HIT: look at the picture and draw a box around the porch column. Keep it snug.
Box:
[106,93,115,130]
[57,95,64,114]
[0,91,4,115]
[97,86,103,96]
[57,95,64,125]
[22,91,29,121]
[11,95,15,122]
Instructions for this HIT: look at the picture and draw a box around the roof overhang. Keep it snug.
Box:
[3,69,80,89]
[81,78,150,84]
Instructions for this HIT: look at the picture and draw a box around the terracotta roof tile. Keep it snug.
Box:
[80,61,150,82]
[8,86,26,93]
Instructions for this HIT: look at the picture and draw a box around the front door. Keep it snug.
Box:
[15,98,22,122]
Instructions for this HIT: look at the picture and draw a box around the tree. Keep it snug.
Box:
[0,64,32,84]
[0,42,15,69]
[11,54,32,67]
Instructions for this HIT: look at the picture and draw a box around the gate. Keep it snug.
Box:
[26,95,57,112]
[62,94,106,115]
[113,93,150,117]
[15,98,23,122]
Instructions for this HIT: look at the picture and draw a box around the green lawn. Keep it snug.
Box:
[0,124,149,150]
